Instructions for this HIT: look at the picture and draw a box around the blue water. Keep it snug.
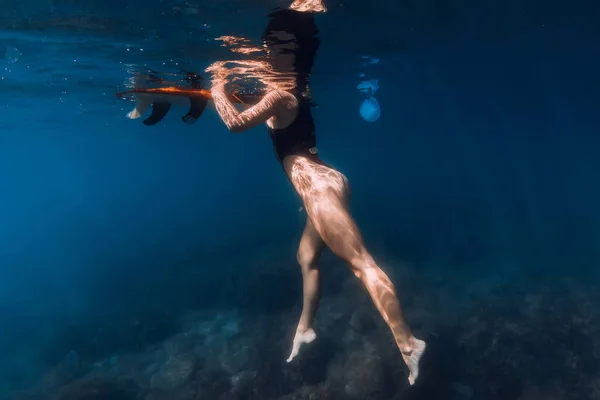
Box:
[1,0,600,399]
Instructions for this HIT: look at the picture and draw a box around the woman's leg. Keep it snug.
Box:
[285,156,426,385]
[287,218,326,362]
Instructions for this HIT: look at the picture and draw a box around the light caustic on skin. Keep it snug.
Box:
[290,0,328,13]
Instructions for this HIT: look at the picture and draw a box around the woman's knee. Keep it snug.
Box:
[297,243,320,268]
[348,253,377,278]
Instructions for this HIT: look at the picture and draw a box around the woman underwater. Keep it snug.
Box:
[206,0,427,385]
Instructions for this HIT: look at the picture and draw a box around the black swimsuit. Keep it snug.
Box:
[267,100,318,163]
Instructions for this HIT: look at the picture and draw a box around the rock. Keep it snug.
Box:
[61,351,80,375]
[163,334,194,357]
[37,351,84,391]
[56,373,140,400]
[150,353,197,391]
[192,369,232,399]
[183,309,242,340]
[143,387,196,400]
[277,383,335,400]
[107,349,164,391]
[349,307,377,335]
[230,370,257,394]
[92,354,119,370]
[221,317,240,339]
[341,348,384,399]
[221,340,257,374]
[450,382,474,399]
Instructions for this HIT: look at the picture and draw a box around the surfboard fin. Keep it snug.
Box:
[181,97,207,124]
[143,102,172,126]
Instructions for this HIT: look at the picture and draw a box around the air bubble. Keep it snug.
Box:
[4,46,21,64]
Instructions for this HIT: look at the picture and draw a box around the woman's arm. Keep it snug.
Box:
[211,87,292,133]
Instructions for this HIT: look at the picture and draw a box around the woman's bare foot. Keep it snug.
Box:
[286,327,317,362]
[401,337,426,385]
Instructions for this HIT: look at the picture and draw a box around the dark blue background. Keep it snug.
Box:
[0,0,598,394]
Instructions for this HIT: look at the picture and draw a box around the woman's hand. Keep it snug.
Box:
[205,61,229,93]
[290,0,327,13]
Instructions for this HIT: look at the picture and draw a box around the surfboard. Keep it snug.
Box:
[115,87,258,126]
